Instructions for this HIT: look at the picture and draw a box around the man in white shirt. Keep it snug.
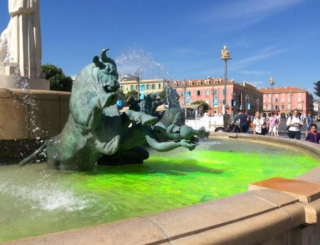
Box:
[286,109,303,140]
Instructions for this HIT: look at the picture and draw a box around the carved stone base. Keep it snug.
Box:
[0,75,50,90]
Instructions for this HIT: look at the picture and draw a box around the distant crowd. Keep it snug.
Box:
[230,109,320,144]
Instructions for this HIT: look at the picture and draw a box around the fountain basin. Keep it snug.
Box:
[1,134,320,244]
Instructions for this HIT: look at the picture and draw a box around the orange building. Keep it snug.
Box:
[258,86,313,117]
[170,78,263,116]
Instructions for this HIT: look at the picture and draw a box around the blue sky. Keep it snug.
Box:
[0,0,319,94]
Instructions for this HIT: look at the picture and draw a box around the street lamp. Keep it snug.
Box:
[245,95,249,112]
[269,76,275,112]
[206,76,214,110]
[134,67,143,99]
[232,92,237,116]
[182,79,187,105]
[221,45,232,114]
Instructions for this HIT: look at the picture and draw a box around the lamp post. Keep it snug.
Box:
[232,92,237,116]
[182,79,187,105]
[269,76,275,112]
[245,95,249,112]
[301,100,304,114]
[256,98,260,112]
[134,67,143,99]
[221,45,232,114]
[289,90,292,113]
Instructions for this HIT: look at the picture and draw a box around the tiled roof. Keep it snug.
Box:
[258,86,307,93]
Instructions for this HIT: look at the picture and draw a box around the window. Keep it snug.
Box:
[275,98,278,103]
[136,85,139,90]
[181,91,184,96]
[197,90,201,96]
[188,81,193,85]
[281,105,285,110]
[151,84,155,89]
[130,85,135,90]
[223,89,227,95]
[205,90,210,96]
[275,105,278,110]
[158,83,162,89]
[197,81,201,85]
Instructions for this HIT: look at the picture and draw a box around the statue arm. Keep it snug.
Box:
[145,135,197,152]
[9,0,37,16]
[70,92,117,128]
[145,134,180,152]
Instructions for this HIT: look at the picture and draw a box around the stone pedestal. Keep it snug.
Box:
[0,64,50,90]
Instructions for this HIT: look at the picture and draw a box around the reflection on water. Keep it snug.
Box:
[0,139,318,242]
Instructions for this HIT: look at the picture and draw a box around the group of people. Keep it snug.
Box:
[231,109,320,144]
[232,109,275,135]
[286,109,320,143]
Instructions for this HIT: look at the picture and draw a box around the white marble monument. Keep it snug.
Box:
[0,0,49,90]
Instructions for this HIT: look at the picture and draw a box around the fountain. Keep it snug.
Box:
[1,138,319,243]
[1,2,320,245]
[1,47,320,244]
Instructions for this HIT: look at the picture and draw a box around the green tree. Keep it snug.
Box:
[41,64,73,92]
[125,90,139,101]
[191,100,209,112]
[159,88,166,99]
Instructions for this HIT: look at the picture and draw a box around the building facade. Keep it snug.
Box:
[119,76,314,117]
[259,87,313,117]
[170,78,263,116]
[119,75,167,96]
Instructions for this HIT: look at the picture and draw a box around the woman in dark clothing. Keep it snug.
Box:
[306,124,320,144]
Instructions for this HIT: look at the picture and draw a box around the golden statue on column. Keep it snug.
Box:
[221,45,231,60]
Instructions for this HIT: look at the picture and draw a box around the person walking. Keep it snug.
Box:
[286,109,303,140]
[239,110,248,133]
[304,111,313,135]
[253,111,266,135]
[233,109,240,133]
[267,112,279,136]
[305,124,320,144]
[261,112,268,134]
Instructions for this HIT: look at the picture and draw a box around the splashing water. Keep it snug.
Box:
[0,167,96,212]
[115,45,173,80]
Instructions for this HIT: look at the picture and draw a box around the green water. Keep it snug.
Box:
[0,140,318,242]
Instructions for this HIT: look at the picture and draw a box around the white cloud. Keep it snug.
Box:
[234,46,290,69]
